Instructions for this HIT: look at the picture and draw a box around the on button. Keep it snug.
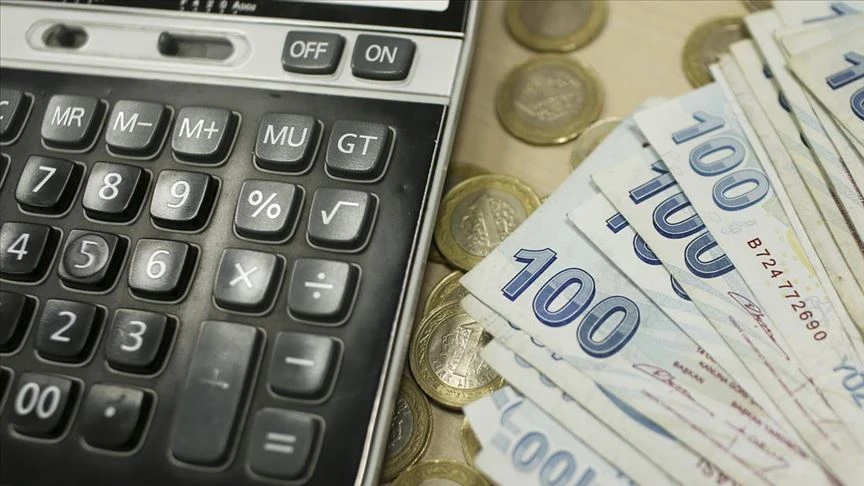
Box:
[351,34,416,81]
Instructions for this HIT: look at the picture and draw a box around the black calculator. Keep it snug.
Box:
[0,1,477,484]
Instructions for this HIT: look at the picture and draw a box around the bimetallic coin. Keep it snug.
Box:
[445,163,490,194]
[496,56,603,145]
[434,175,541,271]
[506,0,608,52]
[460,418,482,466]
[424,270,467,314]
[382,376,433,482]
[410,301,505,409]
[683,17,747,87]
[741,0,772,12]
[569,117,621,169]
[393,460,489,486]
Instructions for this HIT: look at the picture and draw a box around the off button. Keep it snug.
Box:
[352,34,416,81]
[282,31,345,75]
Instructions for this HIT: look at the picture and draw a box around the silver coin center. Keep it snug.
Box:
[519,1,592,38]
[427,320,496,389]
[450,189,528,257]
[385,395,414,456]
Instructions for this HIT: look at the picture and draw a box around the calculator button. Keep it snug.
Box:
[325,121,391,180]
[128,239,195,300]
[247,408,319,480]
[59,230,125,290]
[82,162,148,222]
[0,291,33,352]
[287,259,358,323]
[9,373,76,438]
[269,332,337,399]
[0,222,57,282]
[15,155,81,214]
[254,114,319,172]
[234,180,302,241]
[213,249,282,313]
[105,100,169,157]
[41,94,104,150]
[35,299,101,362]
[1,153,9,187]
[1,88,29,143]
[171,321,259,466]
[171,106,236,163]
[105,309,172,373]
[307,188,376,250]
[282,31,345,75]
[80,384,149,450]
[149,170,216,230]
[351,34,415,81]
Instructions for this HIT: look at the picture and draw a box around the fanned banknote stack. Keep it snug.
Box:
[460,2,864,485]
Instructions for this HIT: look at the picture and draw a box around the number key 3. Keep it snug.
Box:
[149,169,217,231]
[105,309,173,373]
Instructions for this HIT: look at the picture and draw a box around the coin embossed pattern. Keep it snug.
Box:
[393,459,490,486]
[410,301,505,409]
[424,270,467,314]
[460,418,482,466]
[682,16,748,87]
[445,163,490,194]
[382,376,433,482]
[435,175,541,271]
[569,117,622,170]
[496,56,603,145]
[506,0,608,52]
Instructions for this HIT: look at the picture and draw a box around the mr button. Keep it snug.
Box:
[325,121,391,180]
[351,34,415,81]
[282,32,345,75]
[41,95,105,150]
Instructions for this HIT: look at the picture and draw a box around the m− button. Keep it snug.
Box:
[352,34,415,81]
[105,100,169,157]
[282,31,344,75]
[325,121,391,180]
[41,94,105,150]
[171,106,236,163]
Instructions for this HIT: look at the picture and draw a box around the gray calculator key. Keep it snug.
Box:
[171,106,235,163]
[254,114,319,172]
[325,120,391,180]
[269,331,337,399]
[9,373,76,438]
[282,32,345,75]
[287,258,358,323]
[171,321,259,466]
[41,94,104,149]
[128,239,195,300]
[234,180,302,241]
[149,170,216,230]
[105,100,169,156]
[307,188,375,250]
[247,408,319,480]
[1,88,29,142]
[351,34,416,81]
[213,249,282,312]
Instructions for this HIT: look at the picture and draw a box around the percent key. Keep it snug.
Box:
[234,180,303,242]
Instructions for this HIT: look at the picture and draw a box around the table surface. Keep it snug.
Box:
[414,0,754,466]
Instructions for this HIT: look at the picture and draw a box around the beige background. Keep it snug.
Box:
[406,0,755,471]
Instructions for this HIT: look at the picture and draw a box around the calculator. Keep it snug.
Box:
[0,1,477,484]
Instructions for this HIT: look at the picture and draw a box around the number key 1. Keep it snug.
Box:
[105,309,173,373]
[82,162,148,222]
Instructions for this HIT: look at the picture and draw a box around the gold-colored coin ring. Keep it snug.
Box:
[409,302,505,409]
[445,162,490,193]
[434,175,541,271]
[393,459,490,486]
[460,418,482,466]
[424,270,466,314]
[569,116,622,170]
[496,56,604,145]
[505,0,609,52]
[682,16,746,87]
[427,242,449,266]
[381,376,433,482]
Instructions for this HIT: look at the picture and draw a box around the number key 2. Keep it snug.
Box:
[34,299,102,363]
[149,170,217,231]
[82,162,148,222]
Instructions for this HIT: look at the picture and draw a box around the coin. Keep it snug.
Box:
[382,376,433,482]
[683,17,747,87]
[506,0,608,52]
[460,418,482,466]
[434,175,541,271]
[741,0,772,11]
[427,242,449,266]
[496,56,603,145]
[569,117,621,169]
[393,459,489,486]
[424,270,467,314]
[445,163,490,193]
[409,301,505,409]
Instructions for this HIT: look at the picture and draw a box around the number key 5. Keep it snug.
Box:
[59,230,127,290]
[128,239,196,301]
[82,162,148,222]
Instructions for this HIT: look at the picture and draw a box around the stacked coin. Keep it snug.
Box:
[682,16,748,87]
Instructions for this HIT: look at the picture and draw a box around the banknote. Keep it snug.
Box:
[772,0,864,26]
[475,301,736,486]
[634,79,864,461]
[465,387,635,486]
[788,29,864,146]
[747,11,864,256]
[714,54,864,347]
[730,38,864,306]
[477,341,676,486]
[460,121,828,484]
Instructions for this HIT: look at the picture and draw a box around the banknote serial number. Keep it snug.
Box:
[747,238,826,342]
